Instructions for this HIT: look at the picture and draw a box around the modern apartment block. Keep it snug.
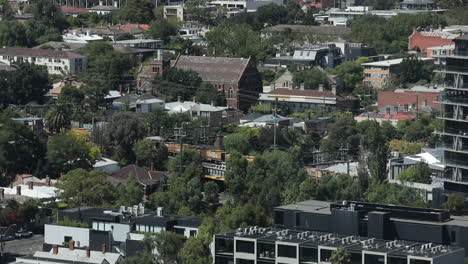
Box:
[0,48,87,75]
[434,35,468,183]
[214,199,468,263]
[214,227,464,264]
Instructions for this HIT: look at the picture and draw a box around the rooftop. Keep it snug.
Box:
[0,48,86,59]
[263,25,351,35]
[362,57,433,67]
[267,88,336,98]
[172,55,251,83]
[25,248,121,264]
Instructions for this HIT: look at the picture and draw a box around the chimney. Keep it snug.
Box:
[28,181,33,190]
[69,240,75,250]
[46,176,51,186]
[52,245,59,255]
[86,248,91,258]
[299,83,305,90]
[318,84,324,92]
[99,0,103,5]
[192,96,196,103]
[101,244,107,254]
[214,134,224,150]
[113,0,118,7]
[157,49,164,61]
[211,101,214,106]
[331,85,337,95]
[157,207,164,217]
[150,162,154,171]
[0,188,4,199]
[177,96,181,102]
[16,185,21,196]
[422,99,427,106]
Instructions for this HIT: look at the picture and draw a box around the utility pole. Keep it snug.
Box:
[174,123,187,174]
[272,98,278,150]
[416,94,419,120]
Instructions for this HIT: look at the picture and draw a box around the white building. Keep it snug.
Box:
[209,0,283,11]
[63,31,104,43]
[0,48,87,75]
[15,247,122,264]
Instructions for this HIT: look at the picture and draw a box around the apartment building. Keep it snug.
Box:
[0,48,87,75]
[362,58,434,89]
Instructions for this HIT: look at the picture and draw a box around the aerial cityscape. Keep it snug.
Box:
[0,0,468,263]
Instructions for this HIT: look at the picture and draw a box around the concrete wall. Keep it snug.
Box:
[44,224,90,247]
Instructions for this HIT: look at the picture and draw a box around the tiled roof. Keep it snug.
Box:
[0,48,86,59]
[268,88,336,98]
[377,90,441,110]
[60,6,89,13]
[172,55,251,83]
[109,164,165,186]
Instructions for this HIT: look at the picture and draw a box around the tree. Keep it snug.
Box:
[203,181,219,206]
[80,41,132,91]
[400,55,430,84]
[366,182,426,207]
[224,133,250,154]
[119,0,155,24]
[45,104,71,133]
[292,69,329,90]
[153,68,202,101]
[330,59,369,93]
[145,18,180,41]
[145,231,184,264]
[397,162,432,184]
[321,114,360,159]
[436,0,468,8]
[133,139,168,170]
[224,151,248,199]
[330,247,351,264]
[256,4,288,26]
[0,62,50,106]
[358,120,389,182]
[0,116,45,183]
[117,175,144,206]
[47,132,96,176]
[195,83,226,106]
[297,177,319,201]
[102,112,147,164]
[58,169,116,207]
[26,0,68,45]
[0,21,29,47]
[205,24,274,61]
[215,202,271,231]
[179,237,211,264]
[444,193,465,215]
[389,140,423,156]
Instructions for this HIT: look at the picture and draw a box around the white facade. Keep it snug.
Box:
[44,224,90,248]
[0,50,87,75]
[210,0,283,11]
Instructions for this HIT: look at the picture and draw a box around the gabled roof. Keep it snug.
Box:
[268,88,336,98]
[109,164,165,186]
[172,56,251,83]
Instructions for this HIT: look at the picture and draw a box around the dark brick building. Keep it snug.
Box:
[172,55,262,111]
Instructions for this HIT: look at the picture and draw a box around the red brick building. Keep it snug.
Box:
[378,89,441,111]
[408,29,457,54]
[300,0,336,9]
[172,55,262,111]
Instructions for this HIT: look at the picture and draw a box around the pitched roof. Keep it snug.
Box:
[268,88,336,98]
[172,55,251,83]
[109,164,165,186]
[60,6,89,13]
[0,48,86,59]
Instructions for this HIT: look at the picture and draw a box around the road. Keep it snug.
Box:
[1,234,43,263]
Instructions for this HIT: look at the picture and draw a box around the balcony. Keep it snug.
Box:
[434,66,468,75]
[436,98,468,107]
[445,159,468,170]
[432,51,468,58]
[439,144,468,154]
[434,129,468,138]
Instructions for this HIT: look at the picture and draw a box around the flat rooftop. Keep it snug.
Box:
[275,200,332,215]
[362,57,433,67]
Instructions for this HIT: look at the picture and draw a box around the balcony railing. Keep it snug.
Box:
[434,129,468,137]
[439,144,468,153]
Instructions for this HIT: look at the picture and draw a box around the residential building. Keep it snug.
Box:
[209,0,283,11]
[408,29,458,54]
[108,164,167,196]
[47,76,85,98]
[264,44,344,69]
[89,1,120,14]
[164,4,185,21]
[172,55,263,111]
[262,25,351,39]
[165,100,226,127]
[377,86,442,111]
[93,157,120,174]
[214,200,467,264]
[1,183,60,201]
[60,6,89,16]
[428,44,455,66]
[433,35,468,183]
[63,31,104,43]
[362,57,434,89]
[112,94,165,113]
[273,200,468,257]
[43,206,205,256]
[0,48,87,75]
[15,246,122,264]
[239,113,292,128]
[136,50,169,92]
[389,148,445,181]
[400,0,437,10]
[114,39,164,49]
[302,0,336,10]
[259,88,358,113]
[11,117,44,134]
[332,41,377,61]
[354,111,415,125]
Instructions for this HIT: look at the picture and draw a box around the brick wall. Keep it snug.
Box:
[378,90,441,110]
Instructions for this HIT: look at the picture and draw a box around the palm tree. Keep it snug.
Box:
[45,104,71,133]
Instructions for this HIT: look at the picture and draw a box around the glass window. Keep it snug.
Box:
[236,240,254,254]
[300,247,317,262]
[215,237,234,254]
[320,249,333,262]
[277,245,297,258]
[364,254,385,264]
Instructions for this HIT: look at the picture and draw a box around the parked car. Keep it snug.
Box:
[14,230,33,239]
[0,235,14,241]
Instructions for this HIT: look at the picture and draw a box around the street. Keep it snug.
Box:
[1,235,43,263]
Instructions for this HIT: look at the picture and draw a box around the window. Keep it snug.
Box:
[277,245,296,258]
[174,227,185,235]
[451,230,456,242]
[227,88,234,99]
[92,221,112,231]
[215,237,234,254]
[364,254,385,264]
[235,259,254,264]
[190,230,197,237]
[236,240,254,254]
